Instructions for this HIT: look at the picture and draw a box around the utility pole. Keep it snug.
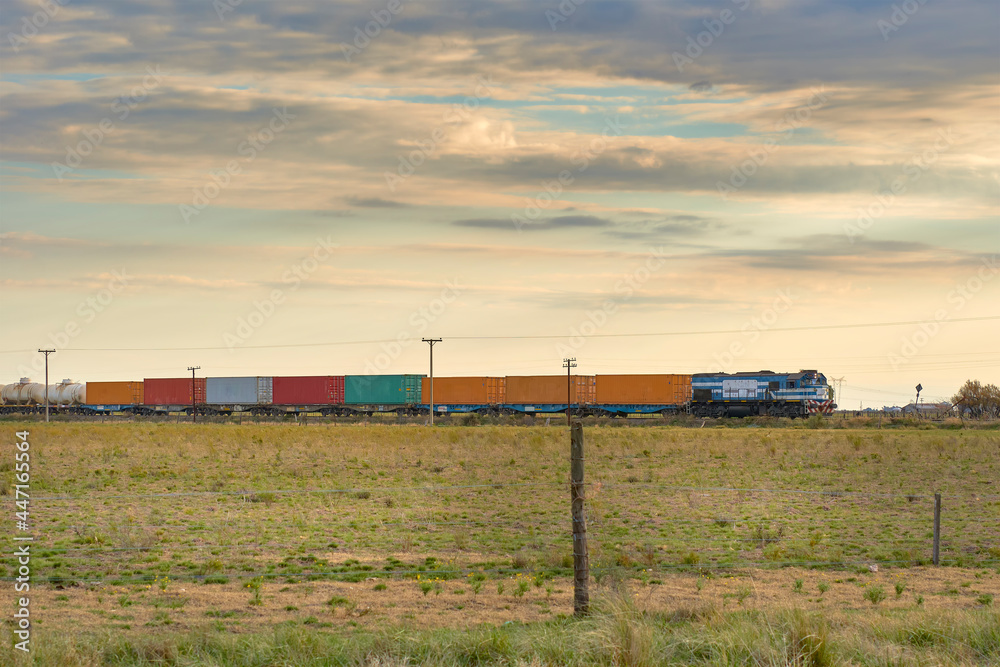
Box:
[570,421,589,615]
[188,366,201,423]
[422,339,442,425]
[830,377,844,406]
[563,357,577,426]
[38,349,55,423]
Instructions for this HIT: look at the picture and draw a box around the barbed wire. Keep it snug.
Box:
[32,481,1000,502]
[10,557,998,585]
[34,481,564,502]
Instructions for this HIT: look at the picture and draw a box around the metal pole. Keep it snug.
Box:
[38,349,55,422]
[422,339,442,425]
[570,421,589,615]
[933,492,941,566]
[563,358,577,426]
[187,366,200,423]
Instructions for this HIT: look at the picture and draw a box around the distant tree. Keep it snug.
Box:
[951,380,1000,419]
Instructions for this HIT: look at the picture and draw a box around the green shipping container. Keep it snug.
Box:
[344,374,425,405]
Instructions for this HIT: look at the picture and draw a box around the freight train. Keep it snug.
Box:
[0,370,835,418]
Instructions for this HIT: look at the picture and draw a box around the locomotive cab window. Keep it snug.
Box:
[787,382,795,389]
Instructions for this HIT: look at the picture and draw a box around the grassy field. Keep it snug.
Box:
[2,422,998,665]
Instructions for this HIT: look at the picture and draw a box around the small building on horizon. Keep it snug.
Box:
[901,402,953,416]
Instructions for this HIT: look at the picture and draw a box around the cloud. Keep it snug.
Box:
[602,215,730,240]
[452,212,732,241]
[0,74,995,215]
[703,234,991,275]
[453,215,612,231]
[2,0,996,91]
[343,196,411,208]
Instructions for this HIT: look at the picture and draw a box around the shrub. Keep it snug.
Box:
[865,585,886,605]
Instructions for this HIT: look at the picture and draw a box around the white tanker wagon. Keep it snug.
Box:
[0,378,86,407]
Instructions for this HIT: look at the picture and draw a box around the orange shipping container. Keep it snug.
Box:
[505,375,596,405]
[595,374,691,405]
[421,377,505,405]
[86,381,144,405]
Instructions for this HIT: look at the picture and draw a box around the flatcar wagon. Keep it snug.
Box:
[272,376,345,415]
[84,381,144,414]
[421,376,505,414]
[592,374,690,416]
[344,374,424,414]
[143,377,206,415]
[503,375,596,414]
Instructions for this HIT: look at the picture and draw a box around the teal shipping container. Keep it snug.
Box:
[344,374,424,405]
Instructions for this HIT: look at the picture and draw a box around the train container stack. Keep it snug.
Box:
[344,374,424,408]
[595,374,691,414]
[421,376,505,412]
[272,376,345,407]
[504,375,596,412]
[143,377,206,410]
[85,381,144,408]
[2,367,833,418]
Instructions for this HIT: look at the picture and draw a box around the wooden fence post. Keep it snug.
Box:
[570,421,589,615]
[933,492,941,566]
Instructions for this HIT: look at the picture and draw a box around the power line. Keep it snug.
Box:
[2,315,997,353]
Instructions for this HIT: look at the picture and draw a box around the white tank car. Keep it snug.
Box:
[1,379,44,404]
[48,379,86,405]
[0,378,85,405]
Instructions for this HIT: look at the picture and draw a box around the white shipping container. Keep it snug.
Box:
[205,376,273,405]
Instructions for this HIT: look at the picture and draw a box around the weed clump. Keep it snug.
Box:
[864,585,886,605]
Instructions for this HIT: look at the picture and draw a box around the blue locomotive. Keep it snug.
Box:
[690,370,834,418]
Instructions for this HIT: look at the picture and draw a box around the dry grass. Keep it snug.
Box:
[4,600,997,666]
[3,422,998,660]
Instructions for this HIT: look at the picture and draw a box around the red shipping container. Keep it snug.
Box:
[272,376,345,405]
[143,377,206,405]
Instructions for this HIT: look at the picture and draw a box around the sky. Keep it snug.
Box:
[1,0,997,408]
